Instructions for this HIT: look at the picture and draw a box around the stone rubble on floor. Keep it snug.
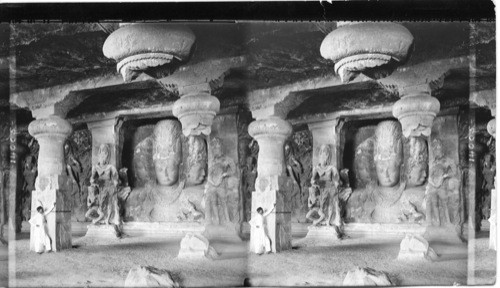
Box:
[177,233,219,260]
[343,266,395,286]
[124,265,180,288]
[397,234,438,261]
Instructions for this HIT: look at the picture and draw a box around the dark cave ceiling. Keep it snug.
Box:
[1,21,496,122]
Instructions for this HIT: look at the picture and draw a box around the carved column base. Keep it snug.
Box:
[30,174,72,252]
[294,226,341,248]
[250,181,292,253]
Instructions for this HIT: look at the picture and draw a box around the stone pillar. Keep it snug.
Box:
[28,115,73,251]
[248,116,292,253]
[87,118,123,168]
[308,118,343,169]
[487,117,496,250]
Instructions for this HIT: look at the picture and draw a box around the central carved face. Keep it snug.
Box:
[153,120,182,186]
[374,120,403,187]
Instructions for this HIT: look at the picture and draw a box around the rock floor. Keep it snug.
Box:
[5,222,496,287]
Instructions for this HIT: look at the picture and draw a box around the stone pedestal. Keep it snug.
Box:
[202,224,242,243]
[177,233,218,260]
[343,266,394,286]
[294,225,340,247]
[248,117,292,253]
[85,224,121,239]
[28,115,73,252]
[397,234,438,261]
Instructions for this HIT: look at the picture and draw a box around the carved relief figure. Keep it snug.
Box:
[153,120,182,186]
[306,186,324,225]
[204,137,239,225]
[177,198,204,222]
[242,155,257,221]
[186,135,207,186]
[285,141,304,194]
[285,141,304,215]
[406,137,428,187]
[23,155,37,195]
[309,144,341,227]
[481,152,496,221]
[374,120,403,187]
[242,139,259,221]
[64,141,83,196]
[425,138,462,226]
[88,144,121,226]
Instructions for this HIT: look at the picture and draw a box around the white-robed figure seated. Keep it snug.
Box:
[249,203,276,255]
[28,201,55,254]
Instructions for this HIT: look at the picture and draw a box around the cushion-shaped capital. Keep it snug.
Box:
[248,117,292,140]
[103,24,196,82]
[172,92,220,137]
[392,93,440,138]
[28,115,73,139]
[320,23,414,82]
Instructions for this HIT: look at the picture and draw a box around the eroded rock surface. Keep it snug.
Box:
[124,265,180,288]
[343,266,394,286]
[177,233,218,260]
[397,234,438,261]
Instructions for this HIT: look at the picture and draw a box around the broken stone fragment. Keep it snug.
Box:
[177,233,219,260]
[343,266,394,286]
[124,265,180,288]
[397,234,438,261]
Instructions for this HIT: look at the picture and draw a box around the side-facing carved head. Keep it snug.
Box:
[97,143,111,166]
[374,120,403,187]
[354,137,376,188]
[317,144,332,166]
[406,137,428,187]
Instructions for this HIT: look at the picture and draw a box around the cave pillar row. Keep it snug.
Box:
[28,114,73,252]
[87,118,124,169]
[248,116,293,253]
[308,118,343,171]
